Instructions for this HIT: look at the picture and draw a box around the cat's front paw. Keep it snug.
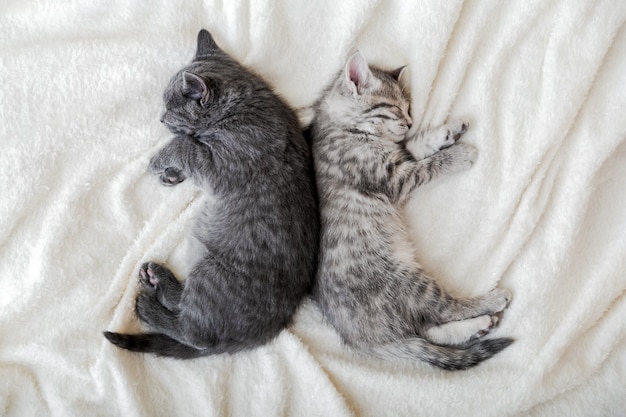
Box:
[406,120,470,160]
[159,167,186,186]
[445,120,469,147]
[149,155,186,186]
[485,288,512,314]
[441,142,477,173]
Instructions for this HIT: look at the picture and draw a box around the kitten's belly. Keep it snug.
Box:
[321,189,418,269]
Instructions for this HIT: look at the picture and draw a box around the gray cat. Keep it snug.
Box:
[311,52,513,370]
[104,30,319,358]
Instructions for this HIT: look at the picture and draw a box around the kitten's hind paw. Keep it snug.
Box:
[138,262,159,290]
[138,262,179,291]
[475,315,499,338]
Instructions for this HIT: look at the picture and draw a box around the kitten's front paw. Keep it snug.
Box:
[441,143,477,172]
[406,121,470,160]
[445,120,469,146]
[159,167,186,186]
[148,153,186,186]
[485,288,512,314]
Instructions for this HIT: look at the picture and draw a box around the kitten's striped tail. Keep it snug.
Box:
[104,331,211,359]
[365,337,514,371]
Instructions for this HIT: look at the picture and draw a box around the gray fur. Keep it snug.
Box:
[310,52,513,370]
[104,30,319,358]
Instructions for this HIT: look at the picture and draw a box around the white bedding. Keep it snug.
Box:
[1,1,625,416]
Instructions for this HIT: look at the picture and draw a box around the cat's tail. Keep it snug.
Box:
[365,337,514,371]
[103,331,211,359]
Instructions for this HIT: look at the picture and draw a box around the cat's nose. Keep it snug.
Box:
[159,113,165,123]
[406,116,413,129]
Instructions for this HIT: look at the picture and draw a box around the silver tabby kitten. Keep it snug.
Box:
[311,52,513,370]
[104,30,318,358]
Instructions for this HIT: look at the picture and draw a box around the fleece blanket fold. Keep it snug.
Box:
[1,1,625,416]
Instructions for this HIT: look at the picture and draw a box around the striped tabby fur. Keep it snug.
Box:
[310,52,513,370]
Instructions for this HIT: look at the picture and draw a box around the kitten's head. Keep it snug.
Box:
[322,52,412,142]
[160,30,261,136]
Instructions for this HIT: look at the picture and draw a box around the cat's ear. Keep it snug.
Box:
[344,51,373,95]
[182,72,210,104]
[195,29,220,59]
[390,66,407,82]
[391,65,410,94]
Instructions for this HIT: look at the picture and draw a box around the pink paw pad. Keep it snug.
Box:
[477,316,498,338]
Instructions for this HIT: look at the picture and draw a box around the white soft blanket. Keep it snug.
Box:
[1,1,625,416]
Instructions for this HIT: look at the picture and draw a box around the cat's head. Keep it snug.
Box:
[323,52,412,143]
[160,30,259,136]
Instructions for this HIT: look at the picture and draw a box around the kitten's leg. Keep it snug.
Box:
[138,262,182,312]
[425,315,498,346]
[149,142,186,185]
[135,291,182,340]
[419,141,477,177]
[148,135,211,186]
[436,287,512,323]
[134,263,192,342]
[405,120,468,160]
[411,272,510,325]
[393,142,477,203]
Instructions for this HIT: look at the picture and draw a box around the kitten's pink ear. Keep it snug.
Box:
[345,52,372,95]
[182,72,210,104]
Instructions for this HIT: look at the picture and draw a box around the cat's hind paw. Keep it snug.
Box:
[475,315,499,338]
[139,262,160,290]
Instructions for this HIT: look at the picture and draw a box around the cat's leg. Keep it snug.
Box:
[149,139,188,186]
[414,140,477,183]
[387,142,473,203]
[393,142,477,203]
[135,291,182,339]
[405,120,468,160]
[410,272,510,326]
[436,287,511,323]
[148,135,212,186]
[425,315,498,346]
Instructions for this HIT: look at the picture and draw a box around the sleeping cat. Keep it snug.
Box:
[311,51,513,370]
[104,30,319,358]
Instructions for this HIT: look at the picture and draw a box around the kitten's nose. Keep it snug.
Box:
[406,116,413,129]
[160,113,165,123]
